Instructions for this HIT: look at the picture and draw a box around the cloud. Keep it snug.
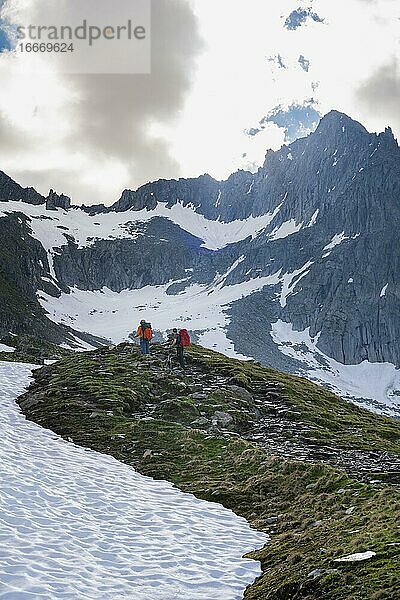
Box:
[240,122,285,172]
[63,0,204,201]
[0,0,204,204]
[356,59,400,133]
[163,0,400,183]
[298,55,310,72]
[147,0,396,184]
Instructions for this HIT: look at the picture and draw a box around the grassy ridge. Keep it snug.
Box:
[0,334,72,364]
[188,345,400,453]
[17,344,400,599]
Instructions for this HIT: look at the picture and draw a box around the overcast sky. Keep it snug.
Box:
[0,0,399,205]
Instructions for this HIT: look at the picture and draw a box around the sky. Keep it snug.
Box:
[0,0,399,205]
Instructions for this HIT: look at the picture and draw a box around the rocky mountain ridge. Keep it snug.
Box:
[111,111,400,229]
[0,169,45,206]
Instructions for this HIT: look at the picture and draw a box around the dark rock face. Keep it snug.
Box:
[112,174,222,217]
[0,170,45,205]
[0,213,103,347]
[46,189,71,211]
[54,218,234,293]
[178,110,400,368]
[280,230,400,366]
[79,203,108,215]
[0,213,61,340]
[109,110,400,229]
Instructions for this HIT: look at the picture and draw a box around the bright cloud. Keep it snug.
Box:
[161,0,400,177]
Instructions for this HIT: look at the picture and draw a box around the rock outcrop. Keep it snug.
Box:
[0,170,45,205]
[46,189,71,211]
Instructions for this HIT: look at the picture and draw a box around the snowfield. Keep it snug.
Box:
[271,320,400,419]
[0,361,267,599]
[38,272,282,358]
[38,273,400,416]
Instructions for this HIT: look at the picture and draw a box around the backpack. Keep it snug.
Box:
[179,329,191,347]
[142,323,153,340]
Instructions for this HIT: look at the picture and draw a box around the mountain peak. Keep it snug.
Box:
[46,189,71,211]
[378,125,398,148]
[0,170,45,206]
[316,110,369,136]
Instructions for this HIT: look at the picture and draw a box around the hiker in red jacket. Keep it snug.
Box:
[169,328,190,368]
[135,320,153,355]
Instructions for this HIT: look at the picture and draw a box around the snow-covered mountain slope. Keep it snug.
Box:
[0,199,277,255]
[0,361,266,599]
[37,271,281,356]
[271,320,400,419]
[1,109,399,419]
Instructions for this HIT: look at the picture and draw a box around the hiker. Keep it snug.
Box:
[135,319,153,355]
[168,327,190,368]
[163,331,176,371]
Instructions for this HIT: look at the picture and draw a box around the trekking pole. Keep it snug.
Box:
[166,347,173,373]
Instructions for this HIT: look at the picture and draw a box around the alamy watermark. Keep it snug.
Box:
[0,0,151,74]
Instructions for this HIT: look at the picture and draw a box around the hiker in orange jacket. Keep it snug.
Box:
[135,319,153,355]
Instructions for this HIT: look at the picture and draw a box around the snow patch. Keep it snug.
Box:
[60,335,98,352]
[307,210,319,227]
[246,181,254,194]
[280,262,313,308]
[38,273,282,349]
[324,232,347,251]
[322,232,359,258]
[197,329,251,361]
[0,200,278,255]
[269,219,303,241]
[334,551,376,563]
[0,343,15,353]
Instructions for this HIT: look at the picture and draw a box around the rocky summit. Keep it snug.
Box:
[17,343,400,600]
